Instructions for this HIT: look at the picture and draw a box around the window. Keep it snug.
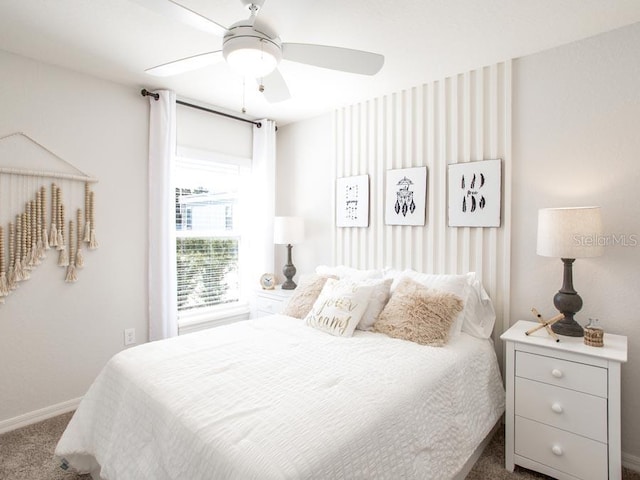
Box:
[174,155,249,317]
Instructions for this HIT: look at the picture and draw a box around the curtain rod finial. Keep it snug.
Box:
[141,89,159,101]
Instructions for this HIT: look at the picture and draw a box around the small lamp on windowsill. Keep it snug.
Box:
[536,206,603,337]
[274,216,304,290]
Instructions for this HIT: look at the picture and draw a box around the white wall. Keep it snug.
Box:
[0,51,256,429]
[0,50,148,426]
[511,22,640,463]
[275,114,334,282]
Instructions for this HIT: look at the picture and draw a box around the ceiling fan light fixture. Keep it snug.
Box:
[139,0,385,105]
[223,35,281,78]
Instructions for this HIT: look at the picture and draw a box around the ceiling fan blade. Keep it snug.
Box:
[282,43,384,75]
[131,0,227,37]
[258,68,291,103]
[146,51,223,77]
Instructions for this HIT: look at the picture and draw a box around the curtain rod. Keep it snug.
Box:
[140,89,261,128]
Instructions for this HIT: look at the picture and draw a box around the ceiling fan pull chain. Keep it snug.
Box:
[242,77,247,114]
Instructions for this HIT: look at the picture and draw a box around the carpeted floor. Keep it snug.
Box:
[0,413,89,480]
[1,412,639,480]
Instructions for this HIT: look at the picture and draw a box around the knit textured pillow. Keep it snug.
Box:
[373,277,463,346]
[282,274,334,319]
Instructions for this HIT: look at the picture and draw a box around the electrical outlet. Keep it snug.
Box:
[124,328,136,346]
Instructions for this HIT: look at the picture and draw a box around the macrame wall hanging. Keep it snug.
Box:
[0,132,99,305]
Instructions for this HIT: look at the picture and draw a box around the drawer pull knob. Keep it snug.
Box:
[551,445,563,456]
[551,403,563,414]
[551,369,563,378]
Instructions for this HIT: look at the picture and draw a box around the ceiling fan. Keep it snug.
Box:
[133,0,384,103]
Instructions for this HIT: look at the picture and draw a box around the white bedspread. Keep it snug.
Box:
[55,315,504,480]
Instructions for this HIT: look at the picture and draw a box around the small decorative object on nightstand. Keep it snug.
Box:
[254,286,295,318]
[584,318,604,347]
[260,273,275,290]
[502,320,627,480]
[526,308,563,342]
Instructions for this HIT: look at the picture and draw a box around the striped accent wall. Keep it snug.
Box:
[333,61,512,356]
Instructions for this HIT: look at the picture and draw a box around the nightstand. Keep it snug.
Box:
[254,286,295,317]
[501,321,627,480]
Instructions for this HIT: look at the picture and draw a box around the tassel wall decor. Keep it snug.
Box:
[57,203,69,267]
[75,208,84,268]
[0,132,98,305]
[41,186,50,251]
[88,189,98,249]
[49,183,58,248]
[56,187,65,252]
[65,219,77,282]
[0,183,96,302]
[36,188,44,259]
[20,212,30,280]
[7,222,17,290]
[83,182,90,243]
[14,215,23,282]
[29,200,39,266]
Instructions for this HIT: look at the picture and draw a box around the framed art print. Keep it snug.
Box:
[385,166,427,226]
[336,174,369,227]
[447,159,501,227]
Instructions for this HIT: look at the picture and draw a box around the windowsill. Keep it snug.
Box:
[178,302,251,330]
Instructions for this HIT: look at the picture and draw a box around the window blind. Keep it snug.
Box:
[174,157,242,312]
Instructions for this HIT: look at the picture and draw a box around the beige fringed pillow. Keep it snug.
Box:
[282,274,334,319]
[373,277,464,346]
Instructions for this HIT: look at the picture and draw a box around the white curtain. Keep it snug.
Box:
[242,119,276,302]
[147,90,178,341]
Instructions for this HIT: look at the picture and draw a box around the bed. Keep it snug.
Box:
[55,269,505,480]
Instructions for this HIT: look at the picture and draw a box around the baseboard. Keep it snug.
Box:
[0,397,82,434]
[623,451,640,473]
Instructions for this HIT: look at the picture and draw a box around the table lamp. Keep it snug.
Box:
[273,216,304,290]
[536,206,603,337]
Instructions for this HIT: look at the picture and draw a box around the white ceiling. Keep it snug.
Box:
[1,0,640,125]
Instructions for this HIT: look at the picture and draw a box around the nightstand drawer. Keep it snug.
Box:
[515,416,607,480]
[515,377,607,442]
[516,351,607,397]
[255,295,286,315]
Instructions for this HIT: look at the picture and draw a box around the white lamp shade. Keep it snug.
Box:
[536,207,603,258]
[274,216,304,245]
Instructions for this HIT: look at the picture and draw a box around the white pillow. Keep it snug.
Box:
[315,265,383,281]
[304,278,374,337]
[462,273,496,339]
[356,278,393,330]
